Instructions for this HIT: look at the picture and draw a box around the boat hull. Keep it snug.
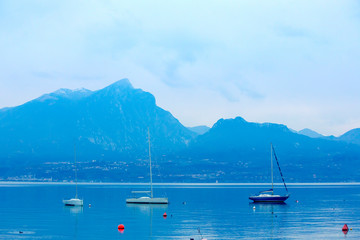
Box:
[126,197,168,204]
[63,198,84,206]
[249,195,289,203]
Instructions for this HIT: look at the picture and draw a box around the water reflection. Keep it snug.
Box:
[126,203,167,211]
[64,205,83,214]
[126,204,168,237]
[250,202,288,209]
[248,202,290,239]
[63,206,83,240]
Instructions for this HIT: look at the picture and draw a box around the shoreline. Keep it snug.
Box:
[1,181,360,186]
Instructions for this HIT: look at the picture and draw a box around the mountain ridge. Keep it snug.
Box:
[1,79,360,182]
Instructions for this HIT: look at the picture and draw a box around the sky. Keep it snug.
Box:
[0,0,360,136]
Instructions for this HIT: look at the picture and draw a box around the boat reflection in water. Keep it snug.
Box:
[64,205,83,214]
[126,203,168,237]
[250,201,287,209]
[126,203,168,213]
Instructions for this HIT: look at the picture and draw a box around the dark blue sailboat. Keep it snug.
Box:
[249,144,290,203]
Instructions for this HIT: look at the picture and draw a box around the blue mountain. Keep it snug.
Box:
[338,128,360,145]
[0,79,195,164]
[186,117,360,182]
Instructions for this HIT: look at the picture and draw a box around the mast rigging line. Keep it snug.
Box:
[271,144,288,193]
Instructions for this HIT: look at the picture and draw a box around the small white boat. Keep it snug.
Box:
[126,129,168,204]
[63,144,83,207]
[126,196,168,204]
[63,198,84,206]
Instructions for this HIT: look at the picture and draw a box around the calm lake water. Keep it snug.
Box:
[0,183,359,239]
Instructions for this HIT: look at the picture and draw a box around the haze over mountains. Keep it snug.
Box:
[1,79,360,182]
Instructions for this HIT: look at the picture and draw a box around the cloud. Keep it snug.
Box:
[277,25,311,38]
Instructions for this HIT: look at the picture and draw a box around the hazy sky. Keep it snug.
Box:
[1,0,359,136]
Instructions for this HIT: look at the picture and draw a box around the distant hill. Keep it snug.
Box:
[298,128,324,138]
[186,117,360,182]
[187,125,210,135]
[338,128,360,145]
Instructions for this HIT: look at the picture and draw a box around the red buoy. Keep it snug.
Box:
[342,224,349,234]
[163,212,167,218]
[118,224,125,230]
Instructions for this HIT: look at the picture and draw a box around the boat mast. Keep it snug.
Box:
[74,143,78,199]
[271,143,274,194]
[148,128,153,199]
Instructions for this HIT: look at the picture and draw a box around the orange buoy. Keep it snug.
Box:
[118,224,125,230]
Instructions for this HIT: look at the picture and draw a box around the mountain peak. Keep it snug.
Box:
[52,87,91,96]
[107,79,133,89]
[298,128,324,138]
[53,88,73,96]
[97,79,135,97]
[36,87,92,102]
[234,116,247,123]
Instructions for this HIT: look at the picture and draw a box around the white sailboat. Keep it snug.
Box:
[63,144,83,206]
[126,129,168,204]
